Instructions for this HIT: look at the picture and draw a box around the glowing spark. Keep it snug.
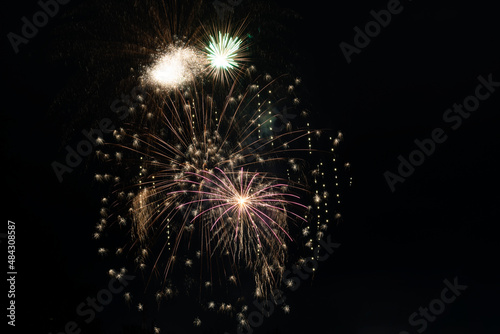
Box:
[237,197,247,206]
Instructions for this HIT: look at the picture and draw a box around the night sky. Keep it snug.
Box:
[2,0,500,333]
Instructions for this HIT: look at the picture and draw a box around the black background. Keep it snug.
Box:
[2,0,499,333]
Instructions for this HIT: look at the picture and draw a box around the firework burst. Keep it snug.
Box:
[139,165,307,295]
[144,44,206,90]
[203,28,248,83]
[206,32,242,73]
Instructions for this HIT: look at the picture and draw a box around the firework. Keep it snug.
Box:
[203,29,248,83]
[151,165,307,295]
[206,32,242,72]
[144,45,206,90]
[77,1,351,332]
